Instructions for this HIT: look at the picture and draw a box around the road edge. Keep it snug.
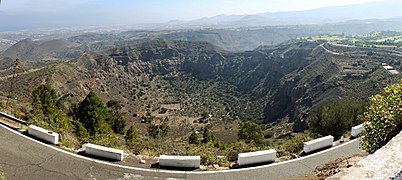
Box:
[0,123,359,175]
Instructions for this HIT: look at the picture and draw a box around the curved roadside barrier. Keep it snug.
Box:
[237,149,276,166]
[351,124,364,138]
[28,125,59,144]
[0,111,27,125]
[303,135,334,154]
[1,111,362,174]
[83,143,124,161]
[0,122,362,180]
[159,155,201,169]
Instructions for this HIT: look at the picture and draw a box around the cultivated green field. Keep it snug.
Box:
[301,31,402,49]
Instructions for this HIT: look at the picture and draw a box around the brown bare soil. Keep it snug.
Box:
[288,154,368,180]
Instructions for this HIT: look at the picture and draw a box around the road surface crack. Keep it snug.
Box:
[35,152,77,178]
[298,161,315,171]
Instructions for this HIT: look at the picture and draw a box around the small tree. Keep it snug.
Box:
[30,84,71,132]
[360,81,402,153]
[309,98,366,138]
[106,100,122,114]
[189,131,200,144]
[238,121,264,144]
[106,100,126,134]
[201,127,214,143]
[31,84,58,115]
[69,103,79,120]
[201,127,221,147]
[125,126,137,147]
[75,122,89,142]
[148,123,169,138]
[75,91,112,135]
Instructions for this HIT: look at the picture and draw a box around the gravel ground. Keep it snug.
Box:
[288,154,367,180]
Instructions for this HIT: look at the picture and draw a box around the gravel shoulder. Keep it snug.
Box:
[288,154,367,180]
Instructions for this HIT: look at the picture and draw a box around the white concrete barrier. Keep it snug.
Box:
[351,124,364,137]
[389,70,400,75]
[237,149,276,166]
[28,125,59,144]
[159,155,200,169]
[0,111,27,125]
[83,143,124,161]
[303,135,334,154]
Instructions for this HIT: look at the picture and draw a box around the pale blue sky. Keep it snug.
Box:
[0,0,384,23]
[1,0,394,31]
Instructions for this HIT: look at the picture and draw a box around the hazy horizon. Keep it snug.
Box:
[0,0,392,31]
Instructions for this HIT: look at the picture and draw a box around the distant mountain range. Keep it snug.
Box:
[3,17,402,64]
[167,0,402,28]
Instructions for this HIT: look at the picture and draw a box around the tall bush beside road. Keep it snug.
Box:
[360,80,402,153]
[29,84,72,132]
[308,98,366,138]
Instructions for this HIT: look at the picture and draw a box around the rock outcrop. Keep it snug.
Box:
[328,131,402,180]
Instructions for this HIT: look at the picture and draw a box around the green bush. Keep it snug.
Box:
[187,144,228,166]
[201,127,221,148]
[127,136,187,156]
[60,139,72,148]
[75,91,112,135]
[106,100,126,134]
[223,141,251,161]
[238,121,264,144]
[309,98,366,138]
[359,81,402,153]
[75,122,89,142]
[282,132,315,155]
[148,123,169,138]
[189,131,200,144]
[125,126,137,147]
[91,133,119,148]
[29,84,72,132]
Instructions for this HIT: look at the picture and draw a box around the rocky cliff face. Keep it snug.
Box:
[4,39,399,133]
[49,40,322,127]
[66,40,402,129]
[263,46,341,128]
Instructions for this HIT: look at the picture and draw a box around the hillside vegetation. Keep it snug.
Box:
[0,36,401,166]
[360,80,402,153]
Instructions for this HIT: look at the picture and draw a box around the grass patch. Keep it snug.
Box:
[342,131,351,138]
[375,44,398,48]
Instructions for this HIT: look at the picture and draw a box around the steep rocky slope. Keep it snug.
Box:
[1,39,400,136]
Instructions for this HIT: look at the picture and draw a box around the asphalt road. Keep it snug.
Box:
[0,124,364,180]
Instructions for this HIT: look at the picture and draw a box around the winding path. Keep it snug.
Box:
[320,43,342,55]
[0,123,363,180]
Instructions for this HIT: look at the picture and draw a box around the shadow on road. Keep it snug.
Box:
[301,146,332,156]
[153,162,200,171]
[76,151,121,162]
[230,161,275,169]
